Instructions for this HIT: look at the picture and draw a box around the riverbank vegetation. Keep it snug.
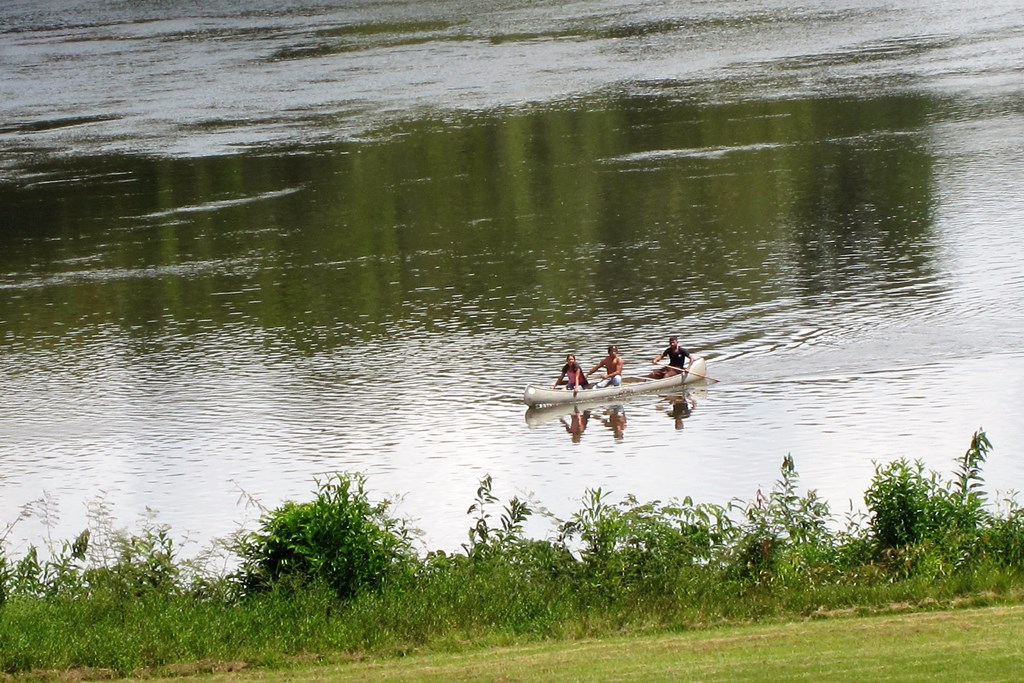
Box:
[3,430,1024,676]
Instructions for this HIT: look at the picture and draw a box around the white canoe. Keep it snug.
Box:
[522,357,710,408]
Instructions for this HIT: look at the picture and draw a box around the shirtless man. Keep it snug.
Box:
[602,405,627,440]
[588,345,624,389]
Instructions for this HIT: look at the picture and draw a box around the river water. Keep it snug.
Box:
[2,0,1023,555]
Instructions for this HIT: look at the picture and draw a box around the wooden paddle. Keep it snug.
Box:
[659,362,719,384]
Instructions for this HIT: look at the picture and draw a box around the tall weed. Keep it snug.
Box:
[462,474,535,562]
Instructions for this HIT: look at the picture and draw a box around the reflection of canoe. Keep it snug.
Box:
[525,386,709,427]
[522,358,709,408]
[525,402,604,427]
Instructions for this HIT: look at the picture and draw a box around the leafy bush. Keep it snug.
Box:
[866,430,993,551]
[558,487,733,597]
[986,499,1024,568]
[462,474,537,562]
[2,521,195,603]
[728,454,835,583]
[232,473,415,599]
[864,458,941,549]
[8,535,88,598]
[863,430,995,576]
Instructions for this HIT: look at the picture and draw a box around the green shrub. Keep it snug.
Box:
[864,458,940,549]
[983,493,1024,568]
[463,474,537,562]
[84,525,183,599]
[232,473,415,599]
[452,475,577,593]
[728,454,835,584]
[863,430,995,576]
[558,487,733,597]
[4,534,88,599]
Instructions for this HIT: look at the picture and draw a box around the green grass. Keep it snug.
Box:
[120,605,1024,683]
[5,433,1024,677]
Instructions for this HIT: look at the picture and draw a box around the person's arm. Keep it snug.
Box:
[587,361,601,376]
[553,369,567,388]
[652,351,665,364]
[685,351,693,371]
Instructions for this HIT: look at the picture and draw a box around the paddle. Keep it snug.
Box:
[658,362,719,384]
[551,380,585,394]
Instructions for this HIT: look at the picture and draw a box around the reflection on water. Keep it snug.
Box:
[546,404,629,444]
[528,387,704,442]
[0,92,946,359]
[560,409,590,444]
[663,394,698,431]
[1,0,1023,554]
[528,385,704,444]
[599,406,628,441]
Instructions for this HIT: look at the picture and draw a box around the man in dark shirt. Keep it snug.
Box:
[650,336,692,379]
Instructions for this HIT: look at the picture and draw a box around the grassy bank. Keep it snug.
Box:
[3,430,1024,676]
[80,604,1024,683]
[262,604,1024,682]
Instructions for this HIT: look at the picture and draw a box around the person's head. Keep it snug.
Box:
[566,354,576,365]
[608,345,618,355]
[669,336,679,347]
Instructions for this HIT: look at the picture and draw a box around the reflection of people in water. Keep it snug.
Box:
[559,408,591,443]
[667,394,697,430]
[601,405,627,440]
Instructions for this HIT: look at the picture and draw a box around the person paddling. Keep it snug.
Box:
[588,345,624,389]
[553,354,589,391]
[650,336,692,379]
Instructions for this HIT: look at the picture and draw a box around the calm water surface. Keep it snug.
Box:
[2,0,1023,554]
